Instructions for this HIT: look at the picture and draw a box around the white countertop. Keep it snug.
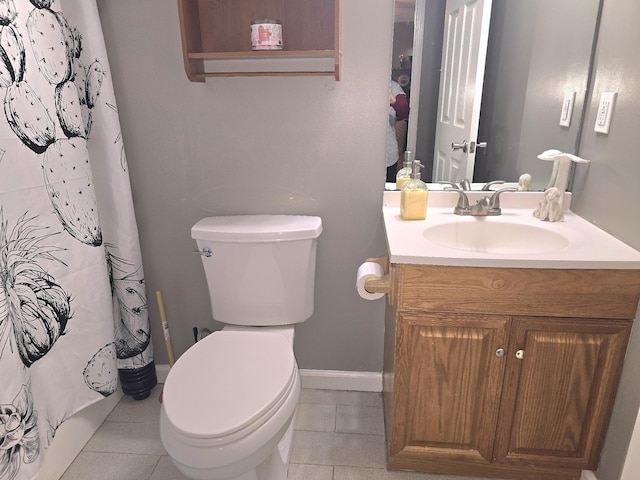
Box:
[383,191,640,269]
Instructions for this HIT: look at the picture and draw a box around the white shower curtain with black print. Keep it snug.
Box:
[0,1,155,479]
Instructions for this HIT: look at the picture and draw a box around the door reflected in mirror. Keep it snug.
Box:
[392,0,602,191]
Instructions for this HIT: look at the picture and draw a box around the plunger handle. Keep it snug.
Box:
[156,290,175,367]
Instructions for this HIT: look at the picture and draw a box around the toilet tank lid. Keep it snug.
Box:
[192,215,322,242]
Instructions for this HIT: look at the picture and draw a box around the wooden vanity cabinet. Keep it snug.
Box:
[177,0,342,81]
[384,264,640,480]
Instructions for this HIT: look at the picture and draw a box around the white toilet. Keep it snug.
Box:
[160,215,322,480]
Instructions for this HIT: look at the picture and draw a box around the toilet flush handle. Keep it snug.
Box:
[193,246,213,257]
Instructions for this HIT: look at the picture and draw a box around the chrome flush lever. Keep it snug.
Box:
[193,247,213,257]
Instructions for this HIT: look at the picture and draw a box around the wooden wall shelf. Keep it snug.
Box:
[177,0,342,81]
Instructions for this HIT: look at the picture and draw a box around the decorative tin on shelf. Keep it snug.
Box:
[251,19,283,50]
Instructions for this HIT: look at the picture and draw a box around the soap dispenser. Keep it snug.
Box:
[395,150,414,190]
[400,160,428,220]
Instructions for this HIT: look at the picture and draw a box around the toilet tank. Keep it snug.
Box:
[191,215,322,326]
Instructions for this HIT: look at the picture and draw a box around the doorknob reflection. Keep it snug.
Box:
[451,140,468,153]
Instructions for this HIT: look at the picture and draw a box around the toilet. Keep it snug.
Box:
[160,215,322,480]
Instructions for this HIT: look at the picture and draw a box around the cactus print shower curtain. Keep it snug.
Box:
[0,1,156,479]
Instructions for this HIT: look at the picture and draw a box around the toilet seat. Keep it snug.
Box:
[162,330,296,442]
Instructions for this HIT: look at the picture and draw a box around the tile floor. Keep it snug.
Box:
[61,386,494,480]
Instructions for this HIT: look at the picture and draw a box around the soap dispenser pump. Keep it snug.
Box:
[400,160,428,220]
[395,150,414,190]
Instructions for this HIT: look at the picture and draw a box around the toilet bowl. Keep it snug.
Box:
[160,329,300,480]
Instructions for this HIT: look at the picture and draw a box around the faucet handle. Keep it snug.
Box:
[481,180,505,191]
[444,186,470,214]
[438,181,460,190]
[489,187,518,212]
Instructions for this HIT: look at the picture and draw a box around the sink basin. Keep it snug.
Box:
[423,220,570,254]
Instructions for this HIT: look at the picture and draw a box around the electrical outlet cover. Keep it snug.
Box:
[560,91,576,127]
[594,91,617,134]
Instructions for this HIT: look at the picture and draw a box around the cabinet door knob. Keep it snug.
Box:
[495,348,505,358]
[515,349,526,360]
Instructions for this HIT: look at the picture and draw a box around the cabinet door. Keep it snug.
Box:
[494,317,632,469]
[389,312,510,465]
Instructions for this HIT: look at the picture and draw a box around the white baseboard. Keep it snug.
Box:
[299,369,382,392]
[581,471,597,480]
[156,364,382,392]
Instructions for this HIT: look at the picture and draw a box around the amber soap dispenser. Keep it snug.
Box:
[400,160,428,220]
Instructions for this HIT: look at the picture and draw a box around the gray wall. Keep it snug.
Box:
[571,0,640,478]
[97,0,640,476]
[96,0,392,372]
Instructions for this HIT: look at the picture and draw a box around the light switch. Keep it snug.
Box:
[594,91,617,134]
[559,91,576,127]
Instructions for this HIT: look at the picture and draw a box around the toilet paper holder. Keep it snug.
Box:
[363,255,391,295]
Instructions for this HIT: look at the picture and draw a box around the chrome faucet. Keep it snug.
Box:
[439,179,505,191]
[480,180,505,190]
[439,179,473,191]
[443,186,517,216]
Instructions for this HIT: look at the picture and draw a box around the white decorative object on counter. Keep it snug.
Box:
[533,187,563,222]
[536,149,590,222]
[518,173,532,191]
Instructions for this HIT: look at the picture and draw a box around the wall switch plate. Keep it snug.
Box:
[594,91,617,134]
[559,91,576,127]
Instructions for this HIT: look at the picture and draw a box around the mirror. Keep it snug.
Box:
[392,0,602,191]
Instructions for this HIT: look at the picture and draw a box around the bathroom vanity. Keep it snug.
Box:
[379,191,640,480]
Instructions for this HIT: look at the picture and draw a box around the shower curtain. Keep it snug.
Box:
[0,1,155,479]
